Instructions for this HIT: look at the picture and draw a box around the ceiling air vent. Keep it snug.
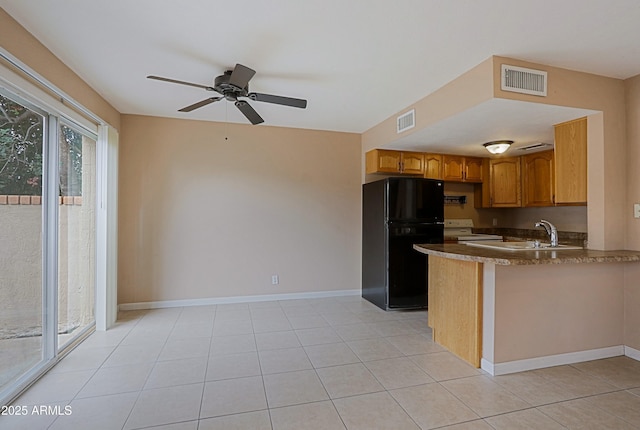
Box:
[397,109,415,133]
[501,64,547,97]
[518,143,553,151]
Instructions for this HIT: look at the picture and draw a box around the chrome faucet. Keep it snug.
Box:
[535,219,558,247]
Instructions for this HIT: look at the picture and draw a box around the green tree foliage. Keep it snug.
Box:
[0,94,44,195]
[0,94,83,196]
[59,125,83,196]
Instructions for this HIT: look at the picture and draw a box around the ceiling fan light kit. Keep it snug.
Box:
[483,140,513,154]
[147,63,307,125]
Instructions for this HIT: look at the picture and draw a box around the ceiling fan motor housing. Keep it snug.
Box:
[215,71,249,101]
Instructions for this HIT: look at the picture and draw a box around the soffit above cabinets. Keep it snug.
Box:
[387,99,596,158]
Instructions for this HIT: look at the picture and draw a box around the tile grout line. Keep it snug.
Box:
[195,305,217,429]
[257,302,278,430]
[120,307,184,430]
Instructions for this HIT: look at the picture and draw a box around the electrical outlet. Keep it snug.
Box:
[634,203,640,219]
[492,218,498,227]
[271,275,279,285]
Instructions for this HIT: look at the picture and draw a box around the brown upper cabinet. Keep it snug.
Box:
[442,155,483,182]
[365,119,587,207]
[423,153,443,179]
[475,157,521,208]
[522,150,554,207]
[554,117,587,205]
[365,149,424,175]
[488,157,522,207]
[465,158,484,182]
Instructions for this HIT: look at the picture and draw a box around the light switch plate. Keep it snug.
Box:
[635,203,640,219]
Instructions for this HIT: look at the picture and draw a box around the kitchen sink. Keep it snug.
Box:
[465,240,583,251]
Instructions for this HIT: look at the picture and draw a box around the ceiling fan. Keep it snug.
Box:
[147,63,307,125]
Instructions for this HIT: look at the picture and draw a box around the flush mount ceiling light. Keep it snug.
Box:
[483,140,513,154]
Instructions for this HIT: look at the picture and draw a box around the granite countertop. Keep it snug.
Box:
[473,227,588,247]
[413,243,640,266]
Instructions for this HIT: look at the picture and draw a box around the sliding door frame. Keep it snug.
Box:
[0,52,114,406]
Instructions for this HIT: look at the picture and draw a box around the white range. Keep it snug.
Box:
[444,219,502,242]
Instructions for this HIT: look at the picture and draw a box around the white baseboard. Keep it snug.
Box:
[482,345,625,376]
[118,289,361,311]
[480,359,495,375]
[625,345,640,361]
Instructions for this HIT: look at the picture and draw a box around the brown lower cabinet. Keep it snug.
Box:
[428,255,482,367]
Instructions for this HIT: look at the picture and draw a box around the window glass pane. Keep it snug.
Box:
[57,124,96,349]
[0,93,44,393]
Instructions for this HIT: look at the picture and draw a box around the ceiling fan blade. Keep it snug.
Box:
[178,97,222,112]
[235,100,264,125]
[228,64,256,89]
[248,92,307,109]
[147,75,214,91]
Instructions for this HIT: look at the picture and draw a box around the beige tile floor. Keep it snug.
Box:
[2,295,640,429]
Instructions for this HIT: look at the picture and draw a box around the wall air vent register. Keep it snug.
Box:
[397,109,415,133]
[501,64,548,97]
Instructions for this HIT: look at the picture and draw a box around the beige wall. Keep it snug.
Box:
[625,74,640,250]
[496,206,587,232]
[625,263,640,351]
[494,263,624,363]
[624,74,640,350]
[0,202,95,337]
[441,182,588,232]
[0,205,41,336]
[0,8,120,130]
[118,115,362,304]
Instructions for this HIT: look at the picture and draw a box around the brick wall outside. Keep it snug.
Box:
[0,195,83,205]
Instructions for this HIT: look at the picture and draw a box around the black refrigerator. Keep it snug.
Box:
[362,177,444,310]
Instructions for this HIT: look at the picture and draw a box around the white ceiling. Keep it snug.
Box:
[2,0,640,154]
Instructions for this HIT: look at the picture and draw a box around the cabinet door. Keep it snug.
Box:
[423,154,443,179]
[442,155,464,181]
[428,256,482,367]
[400,151,424,175]
[365,149,401,174]
[554,117,587,204]
[464,157,484,182]
[522,150,554,207]
[490,157,521,207]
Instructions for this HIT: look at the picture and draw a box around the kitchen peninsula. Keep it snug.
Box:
[414,243,640,375]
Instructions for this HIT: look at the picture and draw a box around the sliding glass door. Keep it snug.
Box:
[58,124,96,350]
[0,91,98,404]
[0,93,46,396]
